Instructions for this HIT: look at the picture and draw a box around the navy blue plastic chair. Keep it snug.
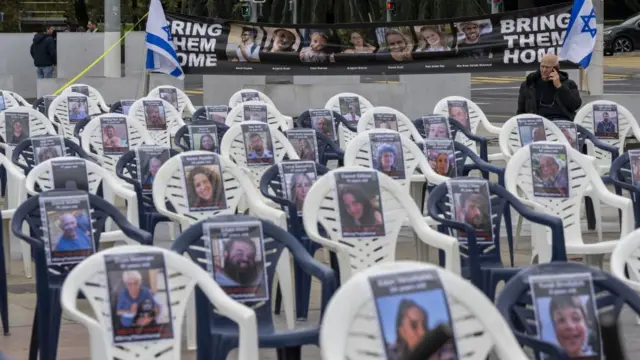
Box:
[32,97,46,115]
[190,105,230,123]
[296,110,355,166]
[173,121,230,152]
[12,191,153,360]
[283,129,343,167]
[11,137,92,176]
[609,151,638,228]
[427,178,566,300]
[417,140,518,266]
[413,116,490,165]
[0,211,8,337]
[108,100,124,114]
[496,262,640,359]
[259,161,338,320]
[171,214,337,360]
[115,148,180,237]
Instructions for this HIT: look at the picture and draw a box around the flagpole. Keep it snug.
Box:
[143,70,151,96]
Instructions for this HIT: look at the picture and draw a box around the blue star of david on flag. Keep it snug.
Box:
[580,8,597,38]
[145,0,184,78]
[162,24,172,41]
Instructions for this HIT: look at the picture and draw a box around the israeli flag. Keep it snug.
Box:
[145,0,184,78]
[559,0,597,68]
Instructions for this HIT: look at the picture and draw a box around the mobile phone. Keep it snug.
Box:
[553,65,560,72]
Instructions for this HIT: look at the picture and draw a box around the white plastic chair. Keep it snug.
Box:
[0,90,21,110]
[47,92,101,141]
[505,141,633,265]
[25,156,140,239]
[3,90,31,107]
[302,167,461,285]
[0,106,57,159]
[433,96,502,160]
[356,106,422,141]
[152,151,293,349]
[79,113,154,173]
[498,114,570,163]
[0,153,30,278]
[61,83,110,113]
[574,100,640,177]
[128,97,186,147]
[61,245,259,360]
[220,121,299,190]
[324,92,374,150]
[228,89,294,127]
[148,85,197,117]
[226,100,293,131]
[320,261,529,360]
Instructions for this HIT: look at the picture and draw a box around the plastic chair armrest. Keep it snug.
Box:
[289,249,337,317]
[305,228,352,255]
[248,197,287,228]
[487,152,504,162]
[482,122,502,134]
[413,220,461,274]
[608,174,635,193]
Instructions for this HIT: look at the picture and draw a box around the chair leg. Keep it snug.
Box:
[186,289,197,350]
[515,214,524,250]
[48,289,63,360]
[0,228,8,335]
[585,196,596,230]
[29,307,38,360]
[1,220,10,277]
[503,206,515,267]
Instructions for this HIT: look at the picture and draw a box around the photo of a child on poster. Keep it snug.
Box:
[530,144,570,198]
[424,139,457,178]
[204,220,269,301]
[373,113,398,131]
[447,179,493,245]
[422,115,451,139]
[40,191,95,266]
[592,104,618,139]
[335,171,385,237]
[517,117,546,146]
[369,132,405,180]
[105,252,174,344]
[529,273,601,360]
[278,161,317,216]
[287,129,319,162]
[370,269,459,360]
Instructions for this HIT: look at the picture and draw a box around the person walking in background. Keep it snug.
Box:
[517,54,582,121]
[30,25,57,79]
[86,20,99,33]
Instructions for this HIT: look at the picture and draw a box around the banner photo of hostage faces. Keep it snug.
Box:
[168,4,573,75]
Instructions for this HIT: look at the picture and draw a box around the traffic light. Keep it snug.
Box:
[386,1,396,15]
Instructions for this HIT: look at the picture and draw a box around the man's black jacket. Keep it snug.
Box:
[30,33,57,67]
[517,70,582,120]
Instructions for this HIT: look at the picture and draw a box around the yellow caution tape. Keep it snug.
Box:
[53,13,149,95]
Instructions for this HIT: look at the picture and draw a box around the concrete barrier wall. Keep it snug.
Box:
[56,33,106,78]
[202,74,471,118]
[125,32,147,77]
[37,75,184,103]
[0,34,37,98]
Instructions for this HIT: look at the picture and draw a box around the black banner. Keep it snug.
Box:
[167,4,575,76]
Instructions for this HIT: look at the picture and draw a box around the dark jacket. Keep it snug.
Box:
[30,33,57,67]
[517,70,582,120]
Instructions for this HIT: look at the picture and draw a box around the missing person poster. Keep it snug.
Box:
[135,146,171,195]
[630,150,640,188]
[39,191,95,266]
[370,132,405,180]
[278,160,317,216]
[120,99,135,116]
[51,158,89,191]
[373,113,398,131]
[241,91,261,102]
[334,170,385,237]
[529,273,601,360]
[0,92,4,111]
[32,135,65,164]
[241,123,275,166]
[243,104,268,122]
[180,153,227,211]
[447,179,493,244]
[370,269,459,360]
[530,143,570,198]
[339,96,361,126]
[287,129,319,162]
[205,105,229,124]
[5,112,30,145]
[188,124,219,152]
[203,220,269,301]
[424,139,457,178]
[67,96,89,123]
[518,117,546,146]
[71,85,90,97]
[158,87,179,111]
[104,252,174,344]
[422,115,451,139]
[556,121,579,150]
[101,117,130,156]
[447,100,471,132]
[309,108,336,141]
[143,100,167,131]
[43,95,57,116]
[592,104,618,139]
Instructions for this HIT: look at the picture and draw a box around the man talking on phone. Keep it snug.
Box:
[517,54,582,121]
